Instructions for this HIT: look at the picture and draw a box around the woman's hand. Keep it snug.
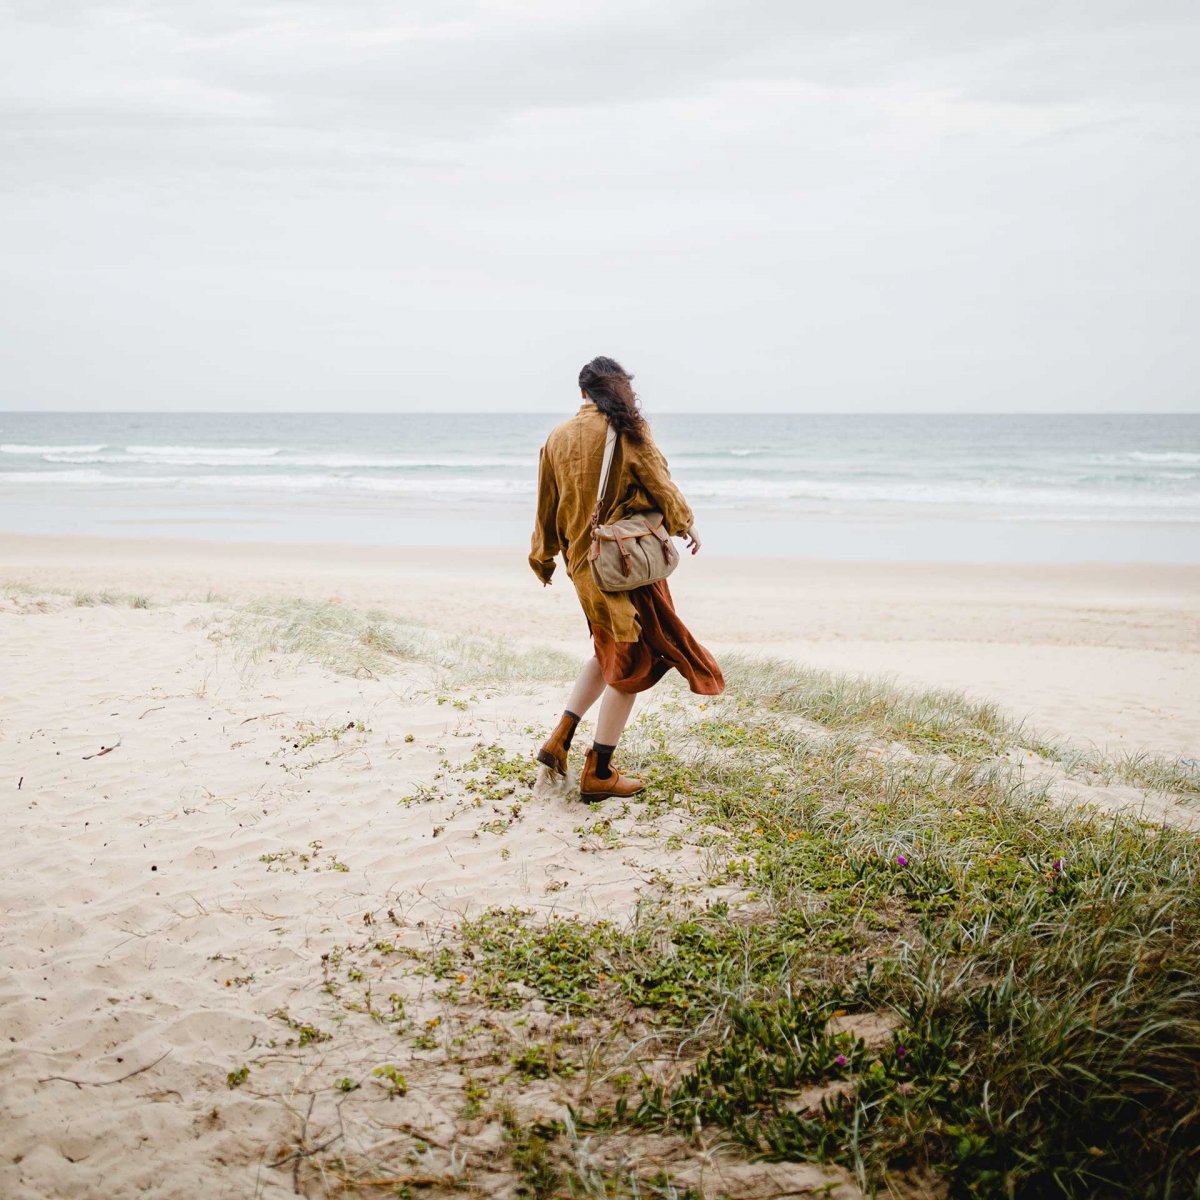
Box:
[682,525,702,555]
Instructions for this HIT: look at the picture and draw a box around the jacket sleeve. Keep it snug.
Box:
[528,444,560,583]
[630,434,694,537]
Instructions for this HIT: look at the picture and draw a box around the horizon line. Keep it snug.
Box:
[4,410,1196,418]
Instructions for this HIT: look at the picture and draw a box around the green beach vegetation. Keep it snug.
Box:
[403,710,1198,1196]
[252,601,1197,1198]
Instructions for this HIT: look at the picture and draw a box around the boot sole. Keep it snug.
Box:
[536,749,567,776]
[580,786,646,804]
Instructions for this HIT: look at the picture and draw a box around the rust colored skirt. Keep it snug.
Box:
[589,578,725,696]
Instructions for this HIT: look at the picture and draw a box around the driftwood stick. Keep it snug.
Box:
[378,1121,453,1150]
[82,735,122,760]
[240,711,287,725]
[330,1176,452,1190]
[38,1048,171,1088]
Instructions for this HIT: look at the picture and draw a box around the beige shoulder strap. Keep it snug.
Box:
[595,422,618,507]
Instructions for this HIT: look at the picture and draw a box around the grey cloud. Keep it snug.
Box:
[0,1,1197,412]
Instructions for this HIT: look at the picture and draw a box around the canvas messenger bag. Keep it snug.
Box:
[588,423,680,593]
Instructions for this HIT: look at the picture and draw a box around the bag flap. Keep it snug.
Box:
[594,511,666,540]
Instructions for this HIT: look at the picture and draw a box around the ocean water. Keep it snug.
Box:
[1,411,1197,563]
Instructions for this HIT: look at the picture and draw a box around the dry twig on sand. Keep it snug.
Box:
[82,735,122,760]
[268,1093,345,1195]
[38,1048,171,1088]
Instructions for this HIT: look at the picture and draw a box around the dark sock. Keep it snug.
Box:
[592,742,616,780]
[561,710,581,751]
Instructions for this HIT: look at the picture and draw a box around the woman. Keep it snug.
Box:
[529,355,724,803]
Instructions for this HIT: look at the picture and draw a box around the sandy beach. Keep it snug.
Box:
[2,533,1198,1198]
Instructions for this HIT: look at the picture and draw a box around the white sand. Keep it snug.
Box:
[1,533,1197,1198]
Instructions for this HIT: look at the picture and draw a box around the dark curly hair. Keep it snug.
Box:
[578,356,647,443]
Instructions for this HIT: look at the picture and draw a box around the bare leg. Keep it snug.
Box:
[595,686,637,745]
[537,658,609,777]
[581,685,643,792]
[565,656,607,718]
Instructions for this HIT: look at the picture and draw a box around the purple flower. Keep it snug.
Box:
[896,1044,907,1058]
[895,855,909,867]
[1052,859,1064,872]
[835,1054,847,1067]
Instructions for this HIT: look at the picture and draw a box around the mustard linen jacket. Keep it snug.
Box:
[529,403,695,642]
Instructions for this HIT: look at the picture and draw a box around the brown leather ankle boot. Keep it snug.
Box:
[537,712,577,777]
[580,747,646,804]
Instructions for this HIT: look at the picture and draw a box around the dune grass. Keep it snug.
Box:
[310,691,1199,1195]
[224,595,579,686]
[205,596,1200,1195]
[439,703,1200,1197]
[717,651,1199,801]
[1048,740,1200,804]
[718,652,1023,757]
[626,705,1200,1196]
[72,589,151,608]
[0,579,151,610]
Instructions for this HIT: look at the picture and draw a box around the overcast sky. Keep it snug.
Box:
[1,1,1197,413]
